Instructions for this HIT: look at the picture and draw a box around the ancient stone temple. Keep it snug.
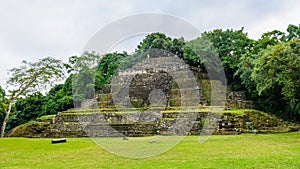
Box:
[97,56,253,110]
[11,56,296,138]
[108,56,202,108]
[78,56,206,137]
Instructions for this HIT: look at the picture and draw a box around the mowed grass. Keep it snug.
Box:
[0,132,299,169]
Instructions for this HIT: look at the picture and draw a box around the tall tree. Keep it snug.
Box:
[236,30,284,100]
[251,40,300,119]
[67,52,103,107]
[96,52,129,85]
[182,35,220,71]
[203,28,254,90]
[66,51,101,73]
[1,57,65,137]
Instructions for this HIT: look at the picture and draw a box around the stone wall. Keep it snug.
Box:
[9,109,299,138]
[109,56,201,109]
[93,56,253,110]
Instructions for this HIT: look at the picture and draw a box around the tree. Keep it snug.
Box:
[286,24,300,40]
[182,35,223,75]
[236,25,300,120]
[252,40,300,101]
[203,28,254,90]
[66,52,105,107]
[72,66,96,104]
[42,82,73,116]
[237,28,291,99]
[1,57,65,137]
[96,52,129,86]
[136,32,173,55]
[171,37,185,58]
[7,92,46,131]
[136,32,185,58]
[251,40,300,119]
[66,51,102,73]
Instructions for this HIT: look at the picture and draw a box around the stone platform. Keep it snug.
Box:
[9,109,299,138]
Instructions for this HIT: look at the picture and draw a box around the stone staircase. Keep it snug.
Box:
[99,56,206,110]
[9,108,299,138]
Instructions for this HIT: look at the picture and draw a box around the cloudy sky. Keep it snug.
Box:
[0,0,299,87]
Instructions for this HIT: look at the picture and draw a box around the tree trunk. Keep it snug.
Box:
[1,101,12,138]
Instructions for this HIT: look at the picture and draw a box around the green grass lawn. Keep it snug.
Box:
[1,132,299,169]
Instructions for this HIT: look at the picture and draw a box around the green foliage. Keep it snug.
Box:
[48,84,63,96]
[0,86,6,127]
[252,40,300,101]
[236,30,286,99]
[7,92,46,130]
[286,24,300,40]
[62,75,73,96]
[96,52,129,86]
[6,87,74,131]
[69,52,129,106]
[183,35,221,72]
[237,25,300,120]
[136,32,186,58]
[203,28,254,90]
[236,25,300,120]
[0,85,5,101]
[2,57,66,137]
[250,40,300,120]
[5,75,74,131]
[44,92,73,115]
[137,32,174,56]
[4,25,300,132]
[7,57,65,99]
[261,30,286,44]
[66,51,101,73]
[68,52,100,106]
[72,66,96,99]
[171,37,185,58]
[43,77,74,114]
[236,55,257,99]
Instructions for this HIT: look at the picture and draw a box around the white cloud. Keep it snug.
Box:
[0,0,299,88]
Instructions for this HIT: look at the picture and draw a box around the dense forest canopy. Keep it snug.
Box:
[0,24,299,135]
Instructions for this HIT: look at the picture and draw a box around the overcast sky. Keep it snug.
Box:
[0,0,299,87]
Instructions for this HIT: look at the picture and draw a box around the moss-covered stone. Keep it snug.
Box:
[9,121,53,138]
[9,108,300,138]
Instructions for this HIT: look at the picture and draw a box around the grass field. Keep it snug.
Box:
[1,132,299,169]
